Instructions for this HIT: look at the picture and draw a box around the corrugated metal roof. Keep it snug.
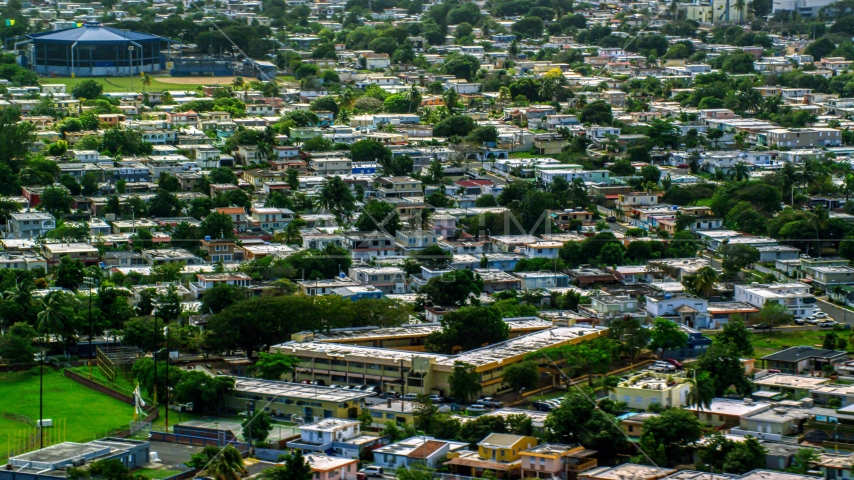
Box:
[28,25,162,44]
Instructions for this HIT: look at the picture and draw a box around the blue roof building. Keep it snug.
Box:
[25,23,166,77]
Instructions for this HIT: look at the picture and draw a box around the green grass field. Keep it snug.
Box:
[0,369,138,460]
[42,75,241,93]
[136,468,182,479]
[709,328,839,359]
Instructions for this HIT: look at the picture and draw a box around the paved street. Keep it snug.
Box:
[816,298,854,327]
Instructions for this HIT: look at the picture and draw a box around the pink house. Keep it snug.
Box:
[303,454,358,480]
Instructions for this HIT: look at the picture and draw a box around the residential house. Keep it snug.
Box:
[733,283,817,318]
[610,372,692,410]
[373,436,469,470]
[7,212,55,239]
[445,433,538,479]
[520,444,598,480]
[248,207,295,231]
[189,272,252,298]
[761,347,848,374]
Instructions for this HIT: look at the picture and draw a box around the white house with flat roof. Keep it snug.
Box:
[734,283,817,318]
[373,436,469,470]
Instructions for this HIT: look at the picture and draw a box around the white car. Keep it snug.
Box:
[466,404,490,413]
[815,312,828,318]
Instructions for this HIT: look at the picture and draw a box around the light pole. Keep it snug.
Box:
[39,350,44,449]
[85,275,100,378]
[164,325,170,431]
[128,45,135,92]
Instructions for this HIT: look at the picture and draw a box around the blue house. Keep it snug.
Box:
[331,286,384,301]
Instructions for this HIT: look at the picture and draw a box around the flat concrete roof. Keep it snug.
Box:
[233,378,373,402]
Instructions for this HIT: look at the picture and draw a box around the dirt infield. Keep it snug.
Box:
[152,76,239,85]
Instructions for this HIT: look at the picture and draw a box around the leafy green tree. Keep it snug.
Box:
[200,445,246,480]
[200,283,250,314]
[788,448,820,474]
[248,352,300,380]
[71,79,104,99]
[55,256,84,290]
[259,451,312,480]
[418,269,484,306]
[696,338,751,396]
[639,408,703,465]
[648,318,688,357]
[698,433,766,474]
[40,186,72,217]
[0,322,37,367]
[609,316,651,363]
[715,317,753,356]
[425,306,509,354]
[530,338,615,386]
[395,464,435,480]
[354,199,401,235]
[719,243,760,275]
[242,410,273,445]
[579,101,612,125]
[121,317,166,353]
[200,212,235,239]
[754,302,794,332]
[433,115,476,137]
[448,361,481,403]
[350,139,391,163]
[502,360,539,392]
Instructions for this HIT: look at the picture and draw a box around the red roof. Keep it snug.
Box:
[456,179,494,187]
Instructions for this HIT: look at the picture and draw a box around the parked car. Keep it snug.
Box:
[662,358,683,368]
[806,317,820,324]
[329,384,342,389]
[794,318,805,325]
[427,394,444,403]
[477,397,504,408]
[378,392,399,399]
[752,323,770,330]
[815,312,828,318]
[359,466,384,478]
[819,321,836,328]
[606,216,617,222]
[531,401,553,412]
[402,393,419,401]
[466,404,490,414]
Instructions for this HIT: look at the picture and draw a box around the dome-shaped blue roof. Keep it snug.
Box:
[28,23,163,44]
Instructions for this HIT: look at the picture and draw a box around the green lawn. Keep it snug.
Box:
[135,468,182,479]
[42,76,188,93]
[709,328,837,359]
[0,369,138,461]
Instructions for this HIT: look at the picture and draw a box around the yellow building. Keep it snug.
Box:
[610,372,692,411]
[445,433,538,478]
[274,326,608,398]
[227,378,372,423]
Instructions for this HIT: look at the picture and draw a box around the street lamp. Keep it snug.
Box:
[128,45,135,92]
[164,325,170,431]
[84,275,101,378]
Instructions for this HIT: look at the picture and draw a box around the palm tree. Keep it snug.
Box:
[141,73,151,94]
[37,291,73,355]
[731,161,750,181]
[691,266,718,297]
[801,158,819,192]
[443,88,459,113]
[340,86,356,109]
[283,221,302,245]
[202,445,246,480]
[733,0,746,22]
[232,76,244,90]
[687,371,715,412]
[808,205,829,258]
[780,161,799,204]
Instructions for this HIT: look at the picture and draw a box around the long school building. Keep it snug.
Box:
[271,326,608,398]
